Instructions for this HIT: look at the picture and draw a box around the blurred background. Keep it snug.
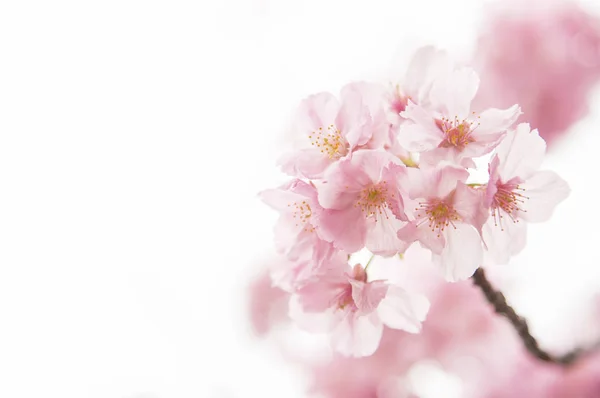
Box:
[1,0,600,397]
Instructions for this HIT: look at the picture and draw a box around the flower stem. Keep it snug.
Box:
[364,255,375,271]
[471,267,596,366]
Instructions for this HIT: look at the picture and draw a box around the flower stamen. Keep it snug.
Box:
[415,198,460,237]
[355,182,394,222]
[437,113,481,150]
[491,182,529,231]
[288,200,314,232]
[308,124,348,159]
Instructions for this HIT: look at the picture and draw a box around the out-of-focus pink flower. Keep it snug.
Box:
[247,269,290,337]
[397,165,486,281]
[279,82,390,179]
[551,354,600,398]
[398,66,521,167]
[474,0,600,146]
[306,337,416,398]
[317,149,410,256]
[291,260,429,357]
[298,252,522,398]
[480,351,600,398]
[483,123,570,265]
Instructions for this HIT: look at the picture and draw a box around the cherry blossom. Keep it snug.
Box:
[317,149,410,256]
[398,66,521,167]
[397,165,486,281]
[278,82,390,179]
[259,44,574,364]
[483,123,570,265]
[290,259,429,357]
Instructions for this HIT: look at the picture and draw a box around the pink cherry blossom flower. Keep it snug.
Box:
[291,260,430,357]
[260,179,338,289]
[482,123,570,265]
[278,82,390,179]
[397,165,486,281]
[398,66,521,167]
[317,149,410,256]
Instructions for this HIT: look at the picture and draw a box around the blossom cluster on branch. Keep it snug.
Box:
[260,47,570,357]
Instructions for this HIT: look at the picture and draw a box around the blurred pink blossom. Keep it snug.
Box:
[247,268,290,337]
[474,0,600,145]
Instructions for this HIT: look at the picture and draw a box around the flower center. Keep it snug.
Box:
[355,182,394,221]
[334,284,356,311]
[437,115,480,150]
[308,124,348,160]
[390,84,410,114]
[416,198,460,237]
[491,182,529,230]
[288,200,314,232]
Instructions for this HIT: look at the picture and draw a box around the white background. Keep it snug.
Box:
[1,0,600,397]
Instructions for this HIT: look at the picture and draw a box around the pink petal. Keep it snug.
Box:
[337,86,374,149]
[403,46,452,103]
[366,216,410,256]
[318,157,371,210]
[350,279,388,313]
[482,218,527,266]
[278,147,333,179]
[415,223,446,255]
[437,223,483,282]
[317,206,367,253]
[349,149,398,183]
[289,294,336,333]
[453,182,489,235]
[381,163,409,221]
[485,156,501,207]
[331,311,384,357]
[397,221,446,255]
[294,92,341,134]
[341,82,391,150]
[496,123,546,180]
[473,104,521,136]
[398,102,442,152]
[430,67,480,119]
[272,215,305,257]
[409,165,469,200]
[519,170,570,222]
[376,285,430,333]
[259,185,305,212]
[460,130,506,159]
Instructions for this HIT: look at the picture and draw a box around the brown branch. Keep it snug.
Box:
[471,267,596,366]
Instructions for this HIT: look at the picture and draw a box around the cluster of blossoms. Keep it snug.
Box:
[248,255,600,397]
[260,47,570,357]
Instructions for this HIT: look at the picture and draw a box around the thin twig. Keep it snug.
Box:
[471,267,596,366]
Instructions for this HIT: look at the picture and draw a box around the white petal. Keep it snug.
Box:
[377,285,430,333]
[404,46,452,103]
[439,224,483,282]
[482,217,527,266]
[496,123,546,180]
[366,215,410,257]
[331,312,383,357]
[519,170,570,222]
[474,104,521,136]
[288,294,335,333]
[430,67,479,119]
